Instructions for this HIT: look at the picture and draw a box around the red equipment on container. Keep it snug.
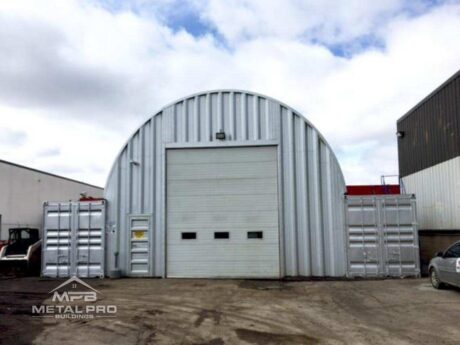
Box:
[79,196,105,202]
[346,185,400,195]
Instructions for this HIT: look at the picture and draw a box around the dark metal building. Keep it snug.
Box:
[398,70,460,178]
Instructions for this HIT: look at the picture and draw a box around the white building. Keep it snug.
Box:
[0,159,103,239]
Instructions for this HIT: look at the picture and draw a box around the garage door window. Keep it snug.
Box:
[214,232,229,239]
[182,232,196,240]
[248,231,263,239]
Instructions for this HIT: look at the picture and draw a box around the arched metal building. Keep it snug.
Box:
[104,90,347,278]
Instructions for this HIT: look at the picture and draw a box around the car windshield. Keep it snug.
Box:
[444,243,460,258]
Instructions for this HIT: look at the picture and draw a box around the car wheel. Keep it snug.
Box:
[430,269,444,289]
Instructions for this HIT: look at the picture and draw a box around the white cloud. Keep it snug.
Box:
[0,0,459,186]
[192,0,430,45]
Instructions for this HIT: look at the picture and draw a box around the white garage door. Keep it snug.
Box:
[166,146,280,278]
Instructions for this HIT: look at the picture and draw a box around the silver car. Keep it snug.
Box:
[429,240,460,289]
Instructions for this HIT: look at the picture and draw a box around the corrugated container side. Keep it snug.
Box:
[43,201,105,278]
[346,195,420,278]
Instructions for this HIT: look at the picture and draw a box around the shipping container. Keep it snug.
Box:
[346,195,420,278]
[42,201,106,278]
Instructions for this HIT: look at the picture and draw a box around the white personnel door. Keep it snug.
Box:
[166,146,280,278]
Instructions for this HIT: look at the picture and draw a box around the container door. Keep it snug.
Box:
[42,201,105,278]
[74,202,105,277]
[380,196,418,277]
[346,195,420,278]
[346,197,382,277]
[42,203,73,277]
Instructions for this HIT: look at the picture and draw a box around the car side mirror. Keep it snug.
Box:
[436,251,444,258]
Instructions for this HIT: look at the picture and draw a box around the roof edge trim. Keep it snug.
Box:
[397,69,460,124]
[0,159,103,190]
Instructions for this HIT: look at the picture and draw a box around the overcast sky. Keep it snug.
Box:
[0,0,459,187]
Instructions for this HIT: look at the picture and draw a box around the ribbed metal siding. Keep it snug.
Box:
[402,156,460,230]
[105,90,347,277]
[397,71,460,177]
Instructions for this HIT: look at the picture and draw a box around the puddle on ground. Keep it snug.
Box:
[238,280,292,291]
[235,328,318,345]
[193,338,225,345]
[145,308,164,316]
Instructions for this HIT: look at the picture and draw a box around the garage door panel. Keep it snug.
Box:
[168,178,278,196]
[167,194,278,212]
[168,210,277,223]
[168,245,279,257]
[168,255,278,277]
[167,261,279,278]
[168,235,280,245]
[167,146,280,278]
[167,146,276,164]
[168,221,278,230]
[168,225,278,233]
[168,226,279,240]
[168,161,277,180]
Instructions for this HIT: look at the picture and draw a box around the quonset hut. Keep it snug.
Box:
[104,90,347,278]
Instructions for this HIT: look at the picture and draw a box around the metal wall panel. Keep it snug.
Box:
[397,71,460,177]
[402,156,460,230]
[42,201,105,278]
[346,195,420,278]
[105,90,347,278]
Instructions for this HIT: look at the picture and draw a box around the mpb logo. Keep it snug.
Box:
[32,276,117,319]
[50,276,99,302]
[52,291,97,302]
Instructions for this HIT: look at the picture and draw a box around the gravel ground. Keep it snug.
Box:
[1,277,459,345]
